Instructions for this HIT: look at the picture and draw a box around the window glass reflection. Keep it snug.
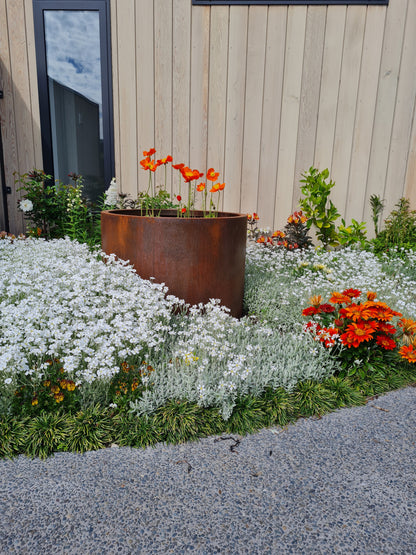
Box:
[44,10,104,202]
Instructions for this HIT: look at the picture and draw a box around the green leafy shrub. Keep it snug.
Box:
[299,167,340,248]
[372,198,416,253]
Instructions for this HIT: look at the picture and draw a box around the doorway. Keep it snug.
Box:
[33,0,114,202]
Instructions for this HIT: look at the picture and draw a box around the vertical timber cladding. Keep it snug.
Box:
[112,0,414,232]
[0,0,42,235]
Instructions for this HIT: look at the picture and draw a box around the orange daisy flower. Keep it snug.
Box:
[375,335,396,350]
[342,288,361,299]
[340,321,377,348]
[399,344,416,363]
[309,295,322,307]
[329,292,352,305]
[366,291,377,301]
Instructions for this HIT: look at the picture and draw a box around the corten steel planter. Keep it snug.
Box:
[101,209,247,317]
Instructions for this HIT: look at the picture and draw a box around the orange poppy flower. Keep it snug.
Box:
[247,214,252,220]
[181,167,204,182]
[196,183,206,192]
[181,207,187,213]
[143,148,156,157]
[399,344,416,363]
[329,292,352,305]
[340,321,377,348]
[140,157,157,172]
[207,168,220,181]
[173,163,185,170]
[217,183,225,191]
[210,183,220,193]
[157,155,173,165]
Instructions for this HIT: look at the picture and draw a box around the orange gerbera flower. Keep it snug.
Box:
[375,335,396,350]
[340,321,377,348]
[309,295,322,307]
[398,318,416,335]
[207,168,220,181]
[342,288,361,299]
[329,292,352,305]
[399,344,416,363]
[302,306,321,316]
[363,301,402,322]
[373,321,397,335]
[196,183,206,192]
[366,291,377,301]
[340,303,374,322]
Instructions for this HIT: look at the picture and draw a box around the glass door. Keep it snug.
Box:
[33,0,114,203]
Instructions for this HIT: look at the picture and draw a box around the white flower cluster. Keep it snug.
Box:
[104,178,119,206]
[2,237,416,420]
[0,237,175,386]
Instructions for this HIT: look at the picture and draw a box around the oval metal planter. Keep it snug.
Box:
[101,209,247,317]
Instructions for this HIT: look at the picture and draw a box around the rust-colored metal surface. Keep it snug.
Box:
[101,210,247,317]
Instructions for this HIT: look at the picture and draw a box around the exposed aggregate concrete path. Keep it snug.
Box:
[0,386,415,554]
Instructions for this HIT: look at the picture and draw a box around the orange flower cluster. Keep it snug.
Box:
[140,148,226,216]
[287,211,307,225]
[302,289,416,361]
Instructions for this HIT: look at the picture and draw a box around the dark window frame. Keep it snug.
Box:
[192,1,389,5]
[33,0,114,188]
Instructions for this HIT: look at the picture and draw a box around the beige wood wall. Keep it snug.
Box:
[1,0,415,235]
[0,0,42,234]
[112,0,416,232]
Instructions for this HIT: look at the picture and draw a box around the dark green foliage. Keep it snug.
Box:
[293,381,338,417]
[153,400,206,444]
[24,412,71,459]
[372,198,416,253]
[0,416,28,459]
[114,414,163,448]
[260,387,295,426]
[2,369,416,460]
[321,376,366,408]
[225,396,269,435]
[63,406,114,453]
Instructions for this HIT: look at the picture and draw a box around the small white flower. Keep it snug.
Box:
[19,199,33,213]
[4,377,12,385]
[104,178,119,205]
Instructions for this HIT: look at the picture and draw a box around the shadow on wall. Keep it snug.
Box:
[0,57,42,235]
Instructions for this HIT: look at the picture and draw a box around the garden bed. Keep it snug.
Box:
[1,236,416,459]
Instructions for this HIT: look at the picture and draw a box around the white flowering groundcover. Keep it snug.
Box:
[1,237,415,419]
